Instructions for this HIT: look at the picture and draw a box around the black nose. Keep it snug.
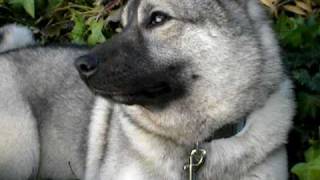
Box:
[75,55,98,77]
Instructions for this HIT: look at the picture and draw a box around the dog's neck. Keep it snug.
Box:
[204,117,246,143]
[118,107,247,178]
[182,118,246,179]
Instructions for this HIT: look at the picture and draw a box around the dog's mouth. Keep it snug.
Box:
[89,82,175,105]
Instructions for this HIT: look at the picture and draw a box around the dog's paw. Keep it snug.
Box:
[0,24,35,53]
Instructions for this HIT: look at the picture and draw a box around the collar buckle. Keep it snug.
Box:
[183,117,247,180]
[183,143,207,180]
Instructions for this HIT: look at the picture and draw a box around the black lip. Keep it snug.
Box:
[88,82,173,105]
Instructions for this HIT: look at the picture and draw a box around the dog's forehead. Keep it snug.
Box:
[121,0,244,26]
[137,0,205,17]
[122,0,181,20]
[122,0,210,17]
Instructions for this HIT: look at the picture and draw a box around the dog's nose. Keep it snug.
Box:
[75,55,98,77]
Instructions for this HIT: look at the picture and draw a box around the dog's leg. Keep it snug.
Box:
[0,62,40,180]
[85,96,113,180]
[203,80,294,178]
[240,146,288,180]
[0,109,39,180]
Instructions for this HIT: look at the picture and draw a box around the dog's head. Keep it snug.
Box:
[75,0,284,144]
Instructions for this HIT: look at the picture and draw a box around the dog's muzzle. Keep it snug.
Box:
[74,54,184,106]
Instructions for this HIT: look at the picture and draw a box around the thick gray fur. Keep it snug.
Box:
[0,42,94,179]
[83,0,295,179]
[0,0,295,180]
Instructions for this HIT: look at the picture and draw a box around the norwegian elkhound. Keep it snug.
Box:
[0,25,94,179]
[0,0,295,180]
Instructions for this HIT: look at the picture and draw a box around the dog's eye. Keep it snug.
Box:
[147,11,171,28]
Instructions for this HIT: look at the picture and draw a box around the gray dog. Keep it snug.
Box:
[0,0,295,179]
[0,25,93,179]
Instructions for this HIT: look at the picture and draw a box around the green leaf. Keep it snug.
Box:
[9,0,35,18]
[307,165,320,180]
[305,144,320,162]
[8,0,22,9]
[23,0,35,17]
[87,19,106,46]
[292,157,320,180]
[70,12,87,44]
[292,163,309,180]
[307,157,320,179]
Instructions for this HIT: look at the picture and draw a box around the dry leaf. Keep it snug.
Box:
[260,0,279,15]
[260,0,278,8]
[283,5,307,16]
[296,1,312,13]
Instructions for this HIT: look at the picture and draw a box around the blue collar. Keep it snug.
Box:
[205,117,247,142]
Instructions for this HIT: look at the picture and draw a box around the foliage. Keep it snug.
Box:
[9,0,35,18]
[0,0,124,45]
[291,141,320,180]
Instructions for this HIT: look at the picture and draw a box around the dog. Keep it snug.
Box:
[0,0,295,179]
[75,0,295,179]
[0,25,94,179]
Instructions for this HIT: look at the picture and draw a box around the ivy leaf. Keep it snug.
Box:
[87,20,106,46]
[305,143,320,162]
[9,0,35,18]
[70,12,86,44]
[306,157,320,179]
[292,163,309,180]
[307,164,320,180]
[292,156,320,180]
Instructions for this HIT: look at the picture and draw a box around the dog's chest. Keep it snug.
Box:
[111,163,145,180]
[100,155,184,180]
[94,112,182,180]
